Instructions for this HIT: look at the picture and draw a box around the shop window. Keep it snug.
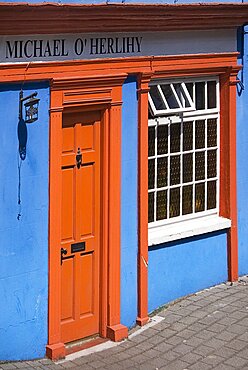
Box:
[148,77,224,243]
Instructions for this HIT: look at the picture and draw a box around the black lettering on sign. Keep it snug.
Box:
[24,40,33,58]
[4,35,142,61]
[107,38,114,54]
[33,40,43,58]
[90,38,99,55]
[99,38,106,54]
[136,37,142,52]
[6,40,20,58]
[44,41,52,57]
[53,39,60,57]
[61,39,69,56]
[74,38,87,56]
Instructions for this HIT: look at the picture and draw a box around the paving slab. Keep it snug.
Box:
[2,277,248,369]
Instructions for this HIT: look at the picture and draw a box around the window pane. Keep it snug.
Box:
[148,159,155,189]
[170,122,181,153]
[170,155,180,185]
[156,190,167,220]
[148,192,154,223]
[207,81,217,109]
[195,151,205,181]
[182,185,193,215]
[195,120,205,149]
[207,181,216,210]
[148,126,155,157]
[148,108,153,119]
[185,83,193,99]
[150,86,166,110]
[161,85,180,109]
[157,157,168,188]
[183,121,193,151]
[157,125,168,155]
[207,119,217,147]
[174,83,190,108]
[196,82,205,110]
[183,153,193,183]
[207,150,217,178]
[195,183,205,212]
[169,187,180,218]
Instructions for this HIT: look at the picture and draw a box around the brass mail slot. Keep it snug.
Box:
[71,241,86,253]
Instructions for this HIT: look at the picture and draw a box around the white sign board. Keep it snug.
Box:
[0,30,236,64]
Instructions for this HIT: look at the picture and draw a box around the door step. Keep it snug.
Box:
[65,336,108,355]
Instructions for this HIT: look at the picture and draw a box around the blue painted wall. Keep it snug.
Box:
[237,26,248,276]
[148,231,228,313]
[121,77,138,328]
[0,83,49,360]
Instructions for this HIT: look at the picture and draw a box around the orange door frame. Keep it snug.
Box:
[46,74,128,360]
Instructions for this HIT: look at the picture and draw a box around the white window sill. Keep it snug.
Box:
[148,216,231,247]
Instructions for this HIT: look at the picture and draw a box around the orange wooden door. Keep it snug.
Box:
[60,110,101,344]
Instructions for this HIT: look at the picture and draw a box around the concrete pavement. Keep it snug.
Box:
[2,276,248,370]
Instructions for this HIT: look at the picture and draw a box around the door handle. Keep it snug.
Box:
[76,148,82,168]
[61,247,67,265]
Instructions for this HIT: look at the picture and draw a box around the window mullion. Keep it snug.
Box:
[181,82,195,109]
[158,85,169,110]
[193,119,196,214]
[205,118,207,211]
[217,113,220,215]
[170,83,182,109]
[180,116,183,217]
[154,122,158,221]
[167,121,171,219]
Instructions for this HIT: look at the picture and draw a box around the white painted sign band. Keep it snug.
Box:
[0,30,236,64]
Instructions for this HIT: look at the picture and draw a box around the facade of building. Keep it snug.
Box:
[0,1,248,361]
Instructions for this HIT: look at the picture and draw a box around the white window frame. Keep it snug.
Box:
[148,76,231,246]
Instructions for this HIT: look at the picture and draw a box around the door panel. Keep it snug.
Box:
[78,165,94,236]
[61,110,101,343]
[61,168,74,241]
[61,257,74,321]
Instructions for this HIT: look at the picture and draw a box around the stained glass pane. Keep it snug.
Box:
[169,187,180,218]
[207,119,217,148]
[157,157,168,188]
[148,159,155,189]
[195,151,205,181]
[170,155,180,185]
[183,121,193,151]
[182,185,193,215]
[207,150,217,178]
[161,85,180,109]
[207,81,217,109]
[196,82,205,110]
[157,125,168,155]
[195,183,205,212]
[148,192,154,223]
[170,122,181,153]
[156,190,167,220]
[195,120,205,149]
[148,126,155,157]
[150,86,166,110]
[207,181,216,210]
[183,153,193,183]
